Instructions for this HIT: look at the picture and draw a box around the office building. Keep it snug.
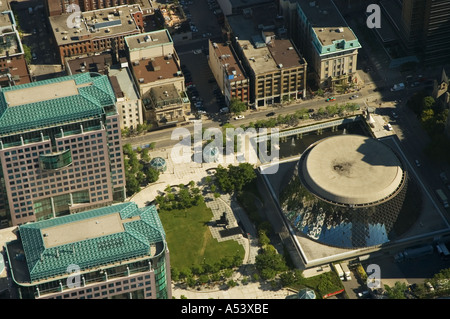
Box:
[208,39,250,106]
[399,0,450,65]
[0,72,126,227]
[280,0,361,88]
[0,11,32,86]
[226,4,307,107]
[125,30,189,127]
[49,4,144,64]
[47,0,132,16]
[5,202,171,299]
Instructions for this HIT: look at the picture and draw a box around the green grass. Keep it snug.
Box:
[158,201,244,270]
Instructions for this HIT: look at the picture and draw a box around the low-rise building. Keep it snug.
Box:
[0,10,32,86]
[108,67,143,130]
[208,39,250,106]
[5,202,171,299]
[226,5,307,107]
[49,4,144,65]
[280,0,361,89]
[125,30,189,126]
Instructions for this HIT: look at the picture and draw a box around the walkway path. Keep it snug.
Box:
[128,147,293,299]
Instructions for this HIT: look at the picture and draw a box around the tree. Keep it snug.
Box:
[214,163,256,194]
[255,248,288,280]
[229,99,247,115]
[145,167,160,183]
[384,281,408,299]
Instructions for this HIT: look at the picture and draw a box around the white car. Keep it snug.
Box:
[386,123,393,131]
[192,49,201,54]
[234,115,245,120]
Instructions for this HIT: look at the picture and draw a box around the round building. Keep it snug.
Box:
[280,134,422,249]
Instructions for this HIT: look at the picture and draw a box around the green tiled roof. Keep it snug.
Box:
[19,202,166,282]
[0,72,116,135]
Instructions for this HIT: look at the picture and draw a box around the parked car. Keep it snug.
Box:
[266,112,275,117]
[234,115,245,120]
[415,159,421,167]
[392,111,399,119]
[326,97,336,102]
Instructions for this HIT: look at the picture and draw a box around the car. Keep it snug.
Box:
[193,49,201,54]
[308,108,314,113]
[415,159,421,167]
[392,111,398,119]
[385,123,393,131]
[426,282,435,292]
[197,110,206,114]
[266,112,275,117]
[349,94,359,99]
[234,115,245,120]
[357,291,370,298]
[32,52,37,60]
[326,97,336,102]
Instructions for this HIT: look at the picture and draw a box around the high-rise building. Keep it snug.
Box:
[399,0,450,65]
[5,202,171,299]
[0,72,126,227]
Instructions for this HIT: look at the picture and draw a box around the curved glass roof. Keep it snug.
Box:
[150,157,167,172]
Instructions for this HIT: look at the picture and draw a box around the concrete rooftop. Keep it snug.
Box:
[301,135,404,205]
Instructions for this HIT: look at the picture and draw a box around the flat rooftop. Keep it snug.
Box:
[211,41,247,83]
[131,55,181,84]
[4,79,80,107]
[298,0,357,44]
[49,4,142,46]
[42,213,140,248]
[125,30,172,51]
[267,39,305,69]
[301,135,404,206]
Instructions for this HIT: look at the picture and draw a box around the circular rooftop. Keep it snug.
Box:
[301,135,404,206]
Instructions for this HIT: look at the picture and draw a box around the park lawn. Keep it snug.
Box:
[158,201,244,271]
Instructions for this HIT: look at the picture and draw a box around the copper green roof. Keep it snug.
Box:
[0,72,116,135]
[18,202,166,282]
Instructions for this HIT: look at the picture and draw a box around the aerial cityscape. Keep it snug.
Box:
[0,0,449,303]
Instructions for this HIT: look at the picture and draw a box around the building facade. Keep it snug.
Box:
[226,4,307,107]
[0,72,126,227]
[208,40,250,107]
[399,0,450,65]
[46,0,132,16]
[5,202,171,299]
[280,0,360,88]
[0,11,32,86]
[125,30,190,126]
[49,4,144,64]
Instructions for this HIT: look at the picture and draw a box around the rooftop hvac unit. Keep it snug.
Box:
[139,78,144,83]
